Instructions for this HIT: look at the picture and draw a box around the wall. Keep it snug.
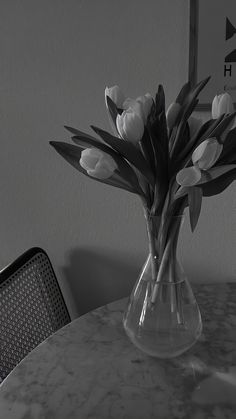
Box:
[0,0,235,319]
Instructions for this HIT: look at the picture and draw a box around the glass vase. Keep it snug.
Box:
[123,210,202,358]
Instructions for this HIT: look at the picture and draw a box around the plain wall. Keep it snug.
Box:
[0,0,235,318]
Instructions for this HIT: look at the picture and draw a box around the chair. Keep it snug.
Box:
[0,247,71,381]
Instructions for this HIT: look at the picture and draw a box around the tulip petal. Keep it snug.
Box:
[79,148,118,179]
[218,92,234,114]
[211,92,234,119]
[176,166,201,187]
[79,151,98,171]
[212,95,221,119]
[105,86,125,109]
[116,109,144,143]
[192,138,223,170]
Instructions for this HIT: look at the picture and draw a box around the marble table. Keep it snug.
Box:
[0,283,236,419]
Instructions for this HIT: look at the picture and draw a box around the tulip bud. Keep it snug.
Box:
[123,98,143,120]
[105,85,125,109]
[116,108,144,143]
[123,93,153,123]
[166,102,181,130]
[212,92,234,119]
[80,148,118,179]
[192,138,223,170]
[176,166,201,187]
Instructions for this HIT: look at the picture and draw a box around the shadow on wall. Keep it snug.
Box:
[184,262,235,284]
[62,247,141,316]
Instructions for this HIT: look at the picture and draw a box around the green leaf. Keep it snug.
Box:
[105,96,119,130]
[90,125,155,187]
[148,114,168,163]
[169,77,211,155]
[172,116,225,175]
[139,127,156,174]
[49,141,144,197]
[155,84,165,116]
[171,76,209,135]
[209,112,236,142]
[175,164,236,201]
[200,164,236,183]
[71,134,127,168]
[169,123,190,171]
[176,118,219,165]
[217,127,236,164]
[175,185,189,200]
[175,81,191,105]
[64,126,100,142]
[188,186,202,232]
[170,98,198,160]
[186,76,211,107]
[148,120,169,180]
[201,167,236,197]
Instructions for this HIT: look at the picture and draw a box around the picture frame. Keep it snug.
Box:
[189,0,236,110]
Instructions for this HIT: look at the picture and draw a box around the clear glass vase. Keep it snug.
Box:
[123,210,202,358]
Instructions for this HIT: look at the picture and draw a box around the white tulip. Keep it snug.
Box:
[123,93,153,123]
[105,85,125,109]
[212,92,234,119]
[176,166,201,187]
[116,108,144,143]
[192,138,223,170]
[80,148,118,179]
[123,98,143,120]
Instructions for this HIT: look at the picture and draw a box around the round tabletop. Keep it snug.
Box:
[0,283,236,419]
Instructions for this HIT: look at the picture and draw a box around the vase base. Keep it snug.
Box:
[124,329,202,359]
[124,325,202,358]
[123,302,203,359]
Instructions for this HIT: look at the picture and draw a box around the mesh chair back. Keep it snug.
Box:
[0,247,70,381]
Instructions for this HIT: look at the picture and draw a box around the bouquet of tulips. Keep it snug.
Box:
[50,77,236,234]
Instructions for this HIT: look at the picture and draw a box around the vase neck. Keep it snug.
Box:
[144,209,184,261]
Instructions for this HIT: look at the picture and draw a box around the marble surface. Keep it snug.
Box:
[0,283,236,419]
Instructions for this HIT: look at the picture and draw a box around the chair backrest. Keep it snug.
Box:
[0,247,71,381]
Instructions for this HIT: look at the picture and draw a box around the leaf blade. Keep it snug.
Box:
[188,186,203,232]
[105,96,119,130]
[201,168,236,197]
[49,141,144,197]
[64,126,100,141]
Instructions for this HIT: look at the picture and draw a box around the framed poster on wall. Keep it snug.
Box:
[189,0,236,110]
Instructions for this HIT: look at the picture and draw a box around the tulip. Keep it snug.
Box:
[123,93,153,123]
[122,98,143,120]
[192,138,223,170]
[166,102,181,130]
[79,148,118,179]
[116,108,144,143]
[137,93,153,121]
[176,166,201,187]
[105,85,125,109]
[212,92,234,119]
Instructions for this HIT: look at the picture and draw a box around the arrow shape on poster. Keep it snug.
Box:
[225,49,236,63]
[226,17,236,40]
